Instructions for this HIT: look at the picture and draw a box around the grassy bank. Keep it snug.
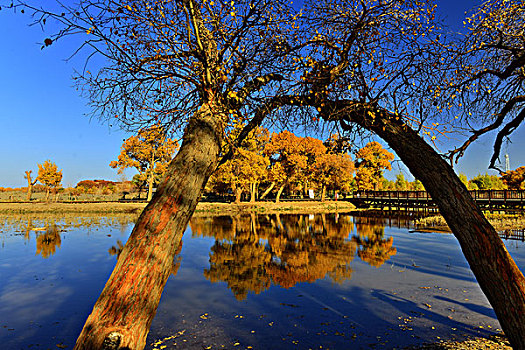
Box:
[416,213,525,232]
[0,200,356,215]
[0,202,147,214]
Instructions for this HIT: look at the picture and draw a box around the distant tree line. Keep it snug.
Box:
[3,136,522,203]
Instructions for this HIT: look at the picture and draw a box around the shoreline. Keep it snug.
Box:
[0,200,357,215]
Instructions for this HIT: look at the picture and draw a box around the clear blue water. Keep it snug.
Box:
[0,213,523,349]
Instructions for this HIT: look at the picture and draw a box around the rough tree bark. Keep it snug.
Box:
[24,170,36,201]
[73,102,224,350]
[340,107,525,349]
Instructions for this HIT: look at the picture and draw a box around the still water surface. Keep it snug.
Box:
[0,213,524,349]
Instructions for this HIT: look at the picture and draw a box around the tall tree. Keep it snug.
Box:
[24,170,37,201]
[14,0,299,348]
[354,142,394,190]
[279,0,525,347]
[312,152,355,201]
[110,124,178,201]
[265,131,327,202]
[36,160,63,202]
[210,123,270,203]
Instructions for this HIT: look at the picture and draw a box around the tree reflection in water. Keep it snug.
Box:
[35,225,62,259]
[352,216,397,268]
[0,214,137,259]
[190,213,397,300]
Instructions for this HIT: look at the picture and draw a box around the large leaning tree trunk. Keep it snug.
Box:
[73,103,224,350]
[334,104,525,349]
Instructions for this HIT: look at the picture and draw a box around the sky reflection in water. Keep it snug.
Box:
[0,213,523,349]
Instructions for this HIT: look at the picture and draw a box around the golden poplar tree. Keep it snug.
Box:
[501,167,525,190]
[354,142,394,191]
[36,160,63,202]
[110,124,178,201]
[210,122,270,203]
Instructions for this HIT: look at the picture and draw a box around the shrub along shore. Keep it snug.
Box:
[416,213,525,232]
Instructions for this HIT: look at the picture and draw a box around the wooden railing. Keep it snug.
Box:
[350,190,525,212]
[354,189,525,201]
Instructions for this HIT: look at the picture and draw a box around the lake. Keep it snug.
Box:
[1,213,523,349]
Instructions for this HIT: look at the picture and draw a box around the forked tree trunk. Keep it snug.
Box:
[25,170,36,201]
[352,110,525,349]
[260,182,275,199]
[73,103,224,350]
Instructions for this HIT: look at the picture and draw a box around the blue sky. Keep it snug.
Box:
[0,1,523,188]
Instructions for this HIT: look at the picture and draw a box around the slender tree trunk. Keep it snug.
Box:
[45,188,50,202]
[345,109,525,349]
[303,180,308,199]
[73,103,224,350]
[250,183,256,203]
[275,184,285,203]
[260,182,275,199]
[147,170,155,202]
[147,150,156,202]
[320,184,326,202]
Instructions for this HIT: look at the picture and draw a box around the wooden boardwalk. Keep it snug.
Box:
[349,190,525,213]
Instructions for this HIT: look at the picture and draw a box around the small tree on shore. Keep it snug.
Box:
[36,160,63,202]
